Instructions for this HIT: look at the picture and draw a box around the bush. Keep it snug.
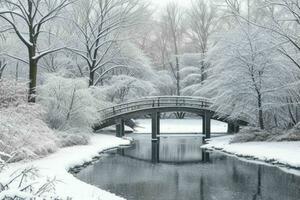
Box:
[56,131,90,147]
[231,124,300,143]
[0,78,28,108]
[230,127,281,143]
[38,74,98,131]
[0,104,58,162]
[276,123,300,141]
[0,79,59,162]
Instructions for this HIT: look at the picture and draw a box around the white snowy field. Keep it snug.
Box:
[202,136,300,168]
[134,118,227,133]
[0,134,130,200]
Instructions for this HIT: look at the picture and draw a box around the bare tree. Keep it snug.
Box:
[68,0,146,86]
[187,0,218,83]
[163,2,184,96]
[135,20,171,70]
[0,0,72,102]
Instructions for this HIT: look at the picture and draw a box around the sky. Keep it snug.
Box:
[149,0,191,17]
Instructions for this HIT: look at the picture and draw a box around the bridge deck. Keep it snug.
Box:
[96,96,247,130]
[99,96,212,119]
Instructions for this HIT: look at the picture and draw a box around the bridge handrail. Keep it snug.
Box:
[99,97,211,112]
[100,96,209,109]
[101,101,211,114]
[98,96,213,119]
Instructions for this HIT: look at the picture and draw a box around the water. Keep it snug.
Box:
[75,134,300,200]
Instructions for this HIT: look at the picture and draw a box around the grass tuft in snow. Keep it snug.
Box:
[0,166,61,200]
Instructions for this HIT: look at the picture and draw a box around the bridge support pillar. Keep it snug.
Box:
[116,119,125,137]
[151,139,160,163]
[151,112,160,141]
[202,112,211,139]
[202,149,210,162]
[228,122,240,134]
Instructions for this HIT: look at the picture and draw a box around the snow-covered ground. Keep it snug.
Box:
[202,136,300,169]
[134,118,227,133]
[0,134,130,200]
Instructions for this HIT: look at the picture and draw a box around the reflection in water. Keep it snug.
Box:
[76,134,300,200]
[125,134,205,163]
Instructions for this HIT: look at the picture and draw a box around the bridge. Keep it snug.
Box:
[94,96,248,140]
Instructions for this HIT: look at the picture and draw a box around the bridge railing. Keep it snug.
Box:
[99,96,213,120]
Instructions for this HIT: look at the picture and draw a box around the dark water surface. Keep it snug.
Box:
[76,134,300,200]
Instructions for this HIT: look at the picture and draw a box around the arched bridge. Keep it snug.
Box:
[94,96,247,139]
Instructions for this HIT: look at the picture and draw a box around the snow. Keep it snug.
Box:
[134,118,227,133]
[102,125,134,132]
[0,190,34,200]
[202,135,300,168]
[0,134,130,200]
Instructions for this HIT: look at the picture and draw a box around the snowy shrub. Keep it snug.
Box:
[0,104,58,162]
[276,123,300,141]
[102,75,156,103]
[0,79,28,108]
[38,74,98,131]
[56,131,90,147]
[230,127,281,143]
[276,131,300,141]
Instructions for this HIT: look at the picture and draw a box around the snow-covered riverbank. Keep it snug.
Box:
[0,134,130,200]
[202,136,300,169]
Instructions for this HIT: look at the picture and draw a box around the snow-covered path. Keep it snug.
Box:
[202,136,300,169]
[0,134,130,200]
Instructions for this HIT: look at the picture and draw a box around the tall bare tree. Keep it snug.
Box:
[187,0,218,83]
[0,0,71,102]
[69,0,147,86]
[163,2,184,96]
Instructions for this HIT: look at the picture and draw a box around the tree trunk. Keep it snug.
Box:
[257,93,264,129]
[175,56,180,96]
[200,52,206,84]
[28,46,37,103]
[15,62,19,81]
[89,70,94,86]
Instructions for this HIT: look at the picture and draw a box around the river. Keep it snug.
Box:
[75,133,300,200]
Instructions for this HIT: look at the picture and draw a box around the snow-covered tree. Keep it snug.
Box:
[186,0,219,83]
[101,75,156,103]
[180,53,204,96]
[202,24,299,129]
[98,41,159,103]
[68,0,147,87]
[162,2,185,96]
[0,0,72,102]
